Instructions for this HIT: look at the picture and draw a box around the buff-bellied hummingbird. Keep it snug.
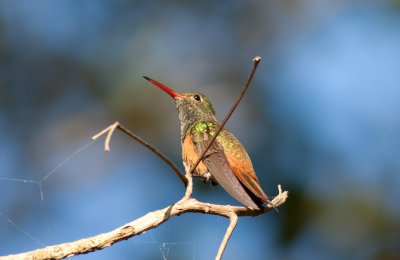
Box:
[144,76,269,209]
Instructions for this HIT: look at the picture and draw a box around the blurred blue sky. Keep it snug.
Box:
[1,1,399,259]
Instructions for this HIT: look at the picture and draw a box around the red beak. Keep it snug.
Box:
[143,76,184,99]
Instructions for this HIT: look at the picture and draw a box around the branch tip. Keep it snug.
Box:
[91,122,120,152]
[253,56,261,62]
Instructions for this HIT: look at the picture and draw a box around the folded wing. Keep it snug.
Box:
[220,130,269,204]
[192,129,264,209]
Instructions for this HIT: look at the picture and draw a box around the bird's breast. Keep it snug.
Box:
[182,134,209,177]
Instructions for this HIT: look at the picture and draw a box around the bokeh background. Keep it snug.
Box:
[1,1,399,259]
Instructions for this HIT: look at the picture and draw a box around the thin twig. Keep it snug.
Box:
[216,213,238,260]
[190,56,262,174]
[92,121,187,185]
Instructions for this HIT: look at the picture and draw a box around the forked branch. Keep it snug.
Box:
[0,56,289,260]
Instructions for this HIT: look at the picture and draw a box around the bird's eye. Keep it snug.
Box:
[193,94,201,101]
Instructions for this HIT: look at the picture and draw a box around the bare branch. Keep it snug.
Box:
[190,56,262,174]
[0,57,288,260]
[92,121,187,185]
[0,186,288,260]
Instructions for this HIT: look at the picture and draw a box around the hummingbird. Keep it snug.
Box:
[144,76,270,209]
